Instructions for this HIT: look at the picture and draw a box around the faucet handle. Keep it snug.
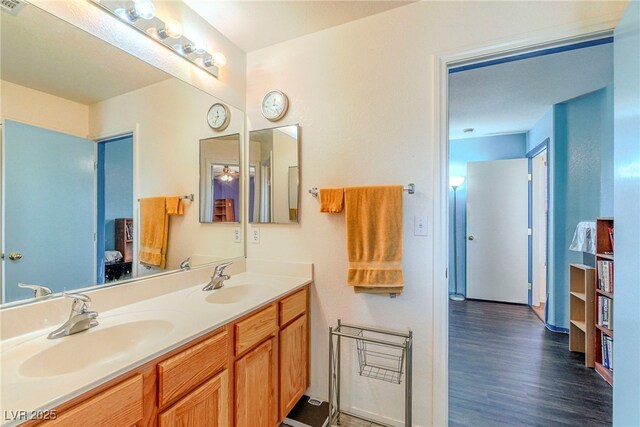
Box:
[214,261,233,274]
[64,292,92,313]
[18,283,53,298]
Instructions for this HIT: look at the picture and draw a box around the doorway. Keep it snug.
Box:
[446,37,614,425]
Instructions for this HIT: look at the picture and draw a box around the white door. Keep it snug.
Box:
[466,158,529,303]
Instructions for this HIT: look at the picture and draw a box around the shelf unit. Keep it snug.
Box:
[213,198,235,222]
[569,264,595,367]
[115,218,134,262]
[329,320,412,427]
[594,217,614,386]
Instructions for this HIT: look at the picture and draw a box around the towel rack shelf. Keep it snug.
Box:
[309,183,414,198]
[329,320,413,427]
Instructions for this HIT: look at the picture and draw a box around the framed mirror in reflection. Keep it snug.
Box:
[199,135,241,223]
[249,125,300,224]
[0,3,245,306]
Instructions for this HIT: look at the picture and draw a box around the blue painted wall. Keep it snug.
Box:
[527,108,554,152]
[613,2,640,424]
[448,133,528,293]
[104,136,133,250]
[547,87,613,330]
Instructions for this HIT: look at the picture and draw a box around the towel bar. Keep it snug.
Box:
[137,193,194,202]
[308,184,414,197]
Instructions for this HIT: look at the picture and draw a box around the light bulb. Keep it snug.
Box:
[132,0,155,20]
[449,176,465,189]
[210,52,226,68]
[157,19,183,39]
[114,7,129,20]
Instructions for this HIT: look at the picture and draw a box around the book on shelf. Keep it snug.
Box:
[597,260,614,293]
[608,226,614,251]
[597,296,613,330]
[601,333,614,371]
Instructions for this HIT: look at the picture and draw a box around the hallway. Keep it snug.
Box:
[449,300,612,426]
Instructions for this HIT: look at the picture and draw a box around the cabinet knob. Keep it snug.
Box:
[8,252,23,261]
[468,236,475,241]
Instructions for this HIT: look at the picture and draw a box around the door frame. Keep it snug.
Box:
[432,23,618,426]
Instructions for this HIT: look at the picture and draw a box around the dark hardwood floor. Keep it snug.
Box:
[449,300,612,427]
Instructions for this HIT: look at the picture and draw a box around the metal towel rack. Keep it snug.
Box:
[137,193,194,202]
[308,184,414,198]
[329,320,413,426]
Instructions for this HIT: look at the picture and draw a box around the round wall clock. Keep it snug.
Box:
[207,103,231,131]
[261,90,289,121]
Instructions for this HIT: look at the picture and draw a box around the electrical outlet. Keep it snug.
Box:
[233,227,241,243]
[251,228,260,244]
[414,216,428,236]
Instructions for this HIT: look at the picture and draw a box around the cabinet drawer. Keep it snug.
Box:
[158,330,228,407]
[44,374,143,426]
[235,305,277,355]
[279,288,307,326]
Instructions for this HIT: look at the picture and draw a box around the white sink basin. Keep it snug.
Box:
[203,283,279,305]
[18,319,173,378]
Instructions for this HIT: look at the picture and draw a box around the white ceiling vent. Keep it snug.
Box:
[1,0,27,16]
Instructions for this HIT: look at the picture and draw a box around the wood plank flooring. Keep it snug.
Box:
[449,300,612,427]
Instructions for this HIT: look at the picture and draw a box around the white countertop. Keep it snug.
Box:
[0,271,311,426]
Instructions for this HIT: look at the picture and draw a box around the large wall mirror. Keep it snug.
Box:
[199,135,241,223]
[249,125,300,224]
[0,3,244,306]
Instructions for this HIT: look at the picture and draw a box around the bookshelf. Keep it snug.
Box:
[568,264,595,367]
[115,218,134,262]
[594,217,614,386]
[214,198,235,222]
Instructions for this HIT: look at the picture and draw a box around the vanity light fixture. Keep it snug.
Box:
[92,0,224,78]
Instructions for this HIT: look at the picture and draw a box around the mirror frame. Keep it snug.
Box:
[248,124,301,225]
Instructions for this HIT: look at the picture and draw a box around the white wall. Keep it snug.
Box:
[0,80,89,138]
[89,78,244,270]
[245,1,628,425]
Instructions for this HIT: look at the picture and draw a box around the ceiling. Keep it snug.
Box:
[184,0,414,52]
[1,4,171,105]
[449,43,613,140]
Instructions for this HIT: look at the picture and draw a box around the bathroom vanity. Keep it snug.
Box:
[0,265,311,427]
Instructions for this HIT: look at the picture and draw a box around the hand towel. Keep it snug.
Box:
[319,188,344,213]
[345,186,404,294]
[139,197,185,269]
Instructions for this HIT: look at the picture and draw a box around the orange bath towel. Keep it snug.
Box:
[319,188,344,213]
[139,197,184,269]
[345,186,404,294]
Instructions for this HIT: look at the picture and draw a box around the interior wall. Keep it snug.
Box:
[528,107,554,152]
[89,78,245,270]
[245,2,628,425]
[272,129,297,223]
[104,136,134,251]
[612,1,640,423]
[448,134,527,294]
[548,87,613,330]
[0,80,89,138]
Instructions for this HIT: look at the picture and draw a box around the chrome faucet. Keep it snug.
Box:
[203,261,233,291]
[18,283,53,299]
[48,293,99,339]
[180,257,191,270]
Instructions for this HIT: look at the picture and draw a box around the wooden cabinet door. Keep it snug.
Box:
[235,338,277,427]
[279,314,308,419]
[159,370,229,427]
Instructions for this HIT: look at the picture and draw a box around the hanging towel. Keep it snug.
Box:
[139,197,184,269]
[345,186,404,294]
[320,188,344,213]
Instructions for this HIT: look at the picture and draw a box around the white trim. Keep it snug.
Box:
[432,16,620,426]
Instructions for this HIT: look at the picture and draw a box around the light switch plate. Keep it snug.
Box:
[414,216,428,236]
[233,227,241,243]
[251,228,260,244]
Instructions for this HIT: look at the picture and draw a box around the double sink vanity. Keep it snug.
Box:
[0,261,312,426]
